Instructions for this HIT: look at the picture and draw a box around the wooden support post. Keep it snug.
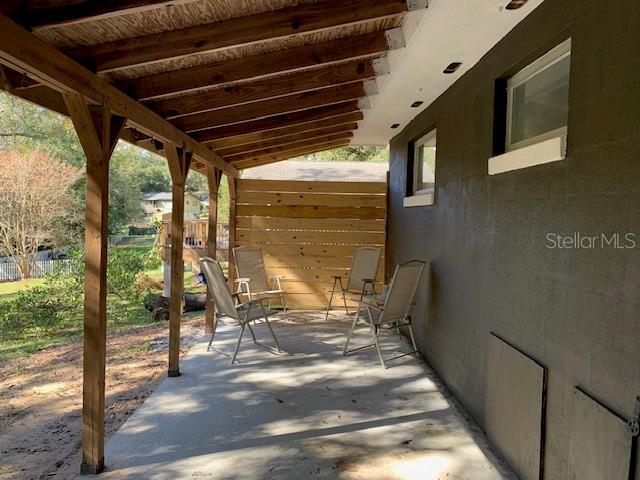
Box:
[204,165,221,333]
[166,145,191,377]
[64,93,125,475]
[227,176,238,290]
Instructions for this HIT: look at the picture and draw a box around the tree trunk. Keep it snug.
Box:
[16,256,32,279]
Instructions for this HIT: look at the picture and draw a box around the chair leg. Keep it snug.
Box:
[325,280,337,322]
[343,305,363,355]
[247,323,257,343]
[207,316,219,351]
[230,323,246,365]
[372,325,386,369]
[408,322,419,358]
[264,318,281,352]
[341,290,349,315]
[280,292,288,321]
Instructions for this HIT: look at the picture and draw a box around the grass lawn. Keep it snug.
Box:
[0,239,209,362]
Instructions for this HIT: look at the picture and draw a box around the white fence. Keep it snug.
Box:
[0,259,73,282]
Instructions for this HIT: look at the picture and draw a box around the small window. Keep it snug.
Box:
[506,39,571,151]
[404,129,436,207]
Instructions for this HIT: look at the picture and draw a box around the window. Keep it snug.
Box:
[404,129,436,207]
[506,39,571,151]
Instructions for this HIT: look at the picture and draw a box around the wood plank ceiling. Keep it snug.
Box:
[0,0,414,171]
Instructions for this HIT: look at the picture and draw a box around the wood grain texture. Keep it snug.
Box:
[232,140,350,170]
[203,112,363,149]
[129,32,388,100]
[192,101,360,143]
[227,132,354,163]
[218,124,358,157]
[145,61,375,117]
[237,191,385,208]
[173,83,365,131]
[485,334,546,480]
[568,388,633,480]
[204,165,222,334]
[238,178,386,194]
[65,0,405,72]
[236,217,385,232]
[236,205,385,219]
[64,93,124,474]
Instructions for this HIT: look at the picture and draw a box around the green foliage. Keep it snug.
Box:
[0,246,161,343]
[302,145,389,163]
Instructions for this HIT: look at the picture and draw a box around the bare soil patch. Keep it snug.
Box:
[0,317,204,480]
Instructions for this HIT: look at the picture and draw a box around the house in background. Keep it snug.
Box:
[141,192,202,223]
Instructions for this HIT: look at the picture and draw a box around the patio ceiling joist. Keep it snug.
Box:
[128,31,391,101]
[144,59,377,119]
[2,1,197,29]
[0,13,238,177]
[175,83,368,132]
[227,132,354,164]
[203,112,365,150]
[191,101,362,144]
[66,0,407,73]
[217,123,359,158]
[232,140,350,170]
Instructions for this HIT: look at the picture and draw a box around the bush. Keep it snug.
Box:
[0,246,162,342]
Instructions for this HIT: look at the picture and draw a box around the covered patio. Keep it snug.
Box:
[94,312,513,479]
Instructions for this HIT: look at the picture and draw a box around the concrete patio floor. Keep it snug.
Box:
[96,311,515,479]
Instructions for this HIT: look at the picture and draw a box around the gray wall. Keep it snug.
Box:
[387,0,640,477]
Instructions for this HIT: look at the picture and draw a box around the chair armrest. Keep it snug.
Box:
[271,275,285,280]
[234,277,251,283]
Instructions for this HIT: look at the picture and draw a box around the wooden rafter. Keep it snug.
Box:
[4,1,196,29]
[0,13,237,177]
[192,101,362,143]
[218,123,358,158]
[234,140,350,170]
[145,60,377,118]
[203,112,364,150]
[129,31,390,100]
[67,0,407,72]
[228,133,353,164]
[174,83,367,132]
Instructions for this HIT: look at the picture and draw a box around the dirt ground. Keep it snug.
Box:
[0,317,205,480]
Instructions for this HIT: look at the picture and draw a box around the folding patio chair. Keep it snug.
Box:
[325,246,382,321]
[200,257,281,365]
[233,246,288,320]
[343,260,426,368]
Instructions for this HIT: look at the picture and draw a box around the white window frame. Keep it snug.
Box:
[505,38,571,152]
[404,129,436,207]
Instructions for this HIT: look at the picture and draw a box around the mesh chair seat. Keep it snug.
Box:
[343,260,426,368]
[200,257,282,365]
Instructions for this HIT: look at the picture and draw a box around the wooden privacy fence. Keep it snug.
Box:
[235,179,387,308]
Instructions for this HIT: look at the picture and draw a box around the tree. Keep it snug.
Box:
[0,150,80,279]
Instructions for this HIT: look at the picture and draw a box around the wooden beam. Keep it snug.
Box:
[63,92,125,475]
[204,165,222,334]
[166,145,191,378]
[174,83,366,132]
[0,13,237,177]
[234,140,350,170]
[67,0,406,73]
[218,123,358,157]
[227,132,354,163]
[146,60,376,118]
[130,32,390,101]
[227,176,237,290]
[6,1,197,30]
[203,112,364,150]
[192,101,362,143]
